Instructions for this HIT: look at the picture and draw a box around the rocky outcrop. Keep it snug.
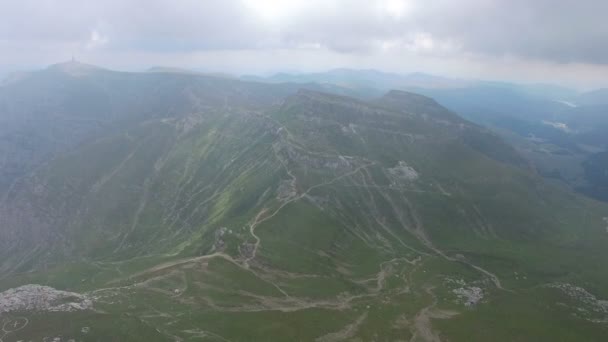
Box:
[0,284,93,313]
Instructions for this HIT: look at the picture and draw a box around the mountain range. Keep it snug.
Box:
[0,62,607,341]
[246,69,608,202]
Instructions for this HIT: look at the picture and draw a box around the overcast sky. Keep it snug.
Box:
[1,0,607,89]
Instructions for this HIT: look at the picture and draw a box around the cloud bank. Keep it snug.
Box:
[1,0,607,87]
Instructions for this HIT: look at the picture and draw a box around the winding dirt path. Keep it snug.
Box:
[411,287,458,342]
[315,313,368,342]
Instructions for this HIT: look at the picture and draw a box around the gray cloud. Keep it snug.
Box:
[0,0,607,87]
[1,0,606,63]
[412,0,608,64]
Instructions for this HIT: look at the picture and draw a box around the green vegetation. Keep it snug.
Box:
[0,65,607,341]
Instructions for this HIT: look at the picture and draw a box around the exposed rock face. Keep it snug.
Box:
[453,287,484,307]
[277,179,297,202]
[548,283,608,322]
[0,284,93,313]
[388,161,419,181]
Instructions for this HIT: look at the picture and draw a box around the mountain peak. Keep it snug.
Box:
[382,89,440,106]
[290,88,371,107]
[47,60,103,76]
[377,90,468,124]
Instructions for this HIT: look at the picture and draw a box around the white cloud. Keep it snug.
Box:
[379,0,412,19]
[242,0,310,22]
[85,30,108,50]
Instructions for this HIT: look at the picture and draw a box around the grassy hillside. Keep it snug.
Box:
[0,67,607,341]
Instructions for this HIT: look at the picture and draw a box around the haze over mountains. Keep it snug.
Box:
[0,62,607,341]
[244,68,608,202]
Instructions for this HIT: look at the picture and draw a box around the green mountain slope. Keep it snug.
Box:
[244,69,608,202]
[1,65,608,341]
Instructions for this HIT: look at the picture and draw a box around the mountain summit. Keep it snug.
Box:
[47,59,104,76]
